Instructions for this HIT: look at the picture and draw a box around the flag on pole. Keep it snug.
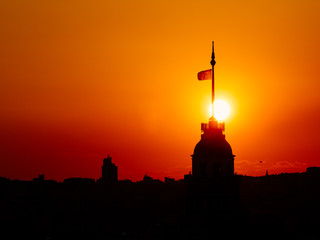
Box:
[197,69,212,80]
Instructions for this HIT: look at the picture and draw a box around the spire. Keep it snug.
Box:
[197,41,218,123]
[210,41,215,117]
[210,41,216,66]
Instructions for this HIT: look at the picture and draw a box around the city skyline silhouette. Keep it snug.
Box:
[1,42,319,240]
[1,1,320,239]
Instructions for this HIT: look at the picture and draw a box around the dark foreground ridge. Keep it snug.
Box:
[1,166,320,240]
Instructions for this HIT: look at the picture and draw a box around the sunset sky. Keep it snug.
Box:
[1,0,319,181]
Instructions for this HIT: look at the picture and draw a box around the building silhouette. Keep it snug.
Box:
[192,119,234,179]
[192,42,234,180]
[101,154,118,183]
[187,42,240,219]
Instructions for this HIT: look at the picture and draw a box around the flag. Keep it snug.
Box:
[197,69,212,80]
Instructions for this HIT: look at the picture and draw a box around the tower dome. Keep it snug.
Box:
[192,118,234,179]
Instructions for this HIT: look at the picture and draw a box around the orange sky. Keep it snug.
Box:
[0,0,319,181]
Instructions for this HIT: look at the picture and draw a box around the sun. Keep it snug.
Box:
[209,100,230,121]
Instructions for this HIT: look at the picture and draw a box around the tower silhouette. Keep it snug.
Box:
[101,154,118,183]
[192,42,235,180]
[187,42,240,220]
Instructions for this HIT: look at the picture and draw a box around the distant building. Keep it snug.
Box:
[307,167,320,175]
[102,154,118,183]
[142,174,153,182]
[33,174,45,182]
[164,177,175,183]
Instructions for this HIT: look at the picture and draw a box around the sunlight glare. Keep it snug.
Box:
[209,100,230,121]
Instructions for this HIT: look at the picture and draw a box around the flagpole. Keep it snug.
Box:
[210,41,216,119]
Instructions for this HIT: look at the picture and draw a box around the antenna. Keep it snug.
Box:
[210,41,216,118]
